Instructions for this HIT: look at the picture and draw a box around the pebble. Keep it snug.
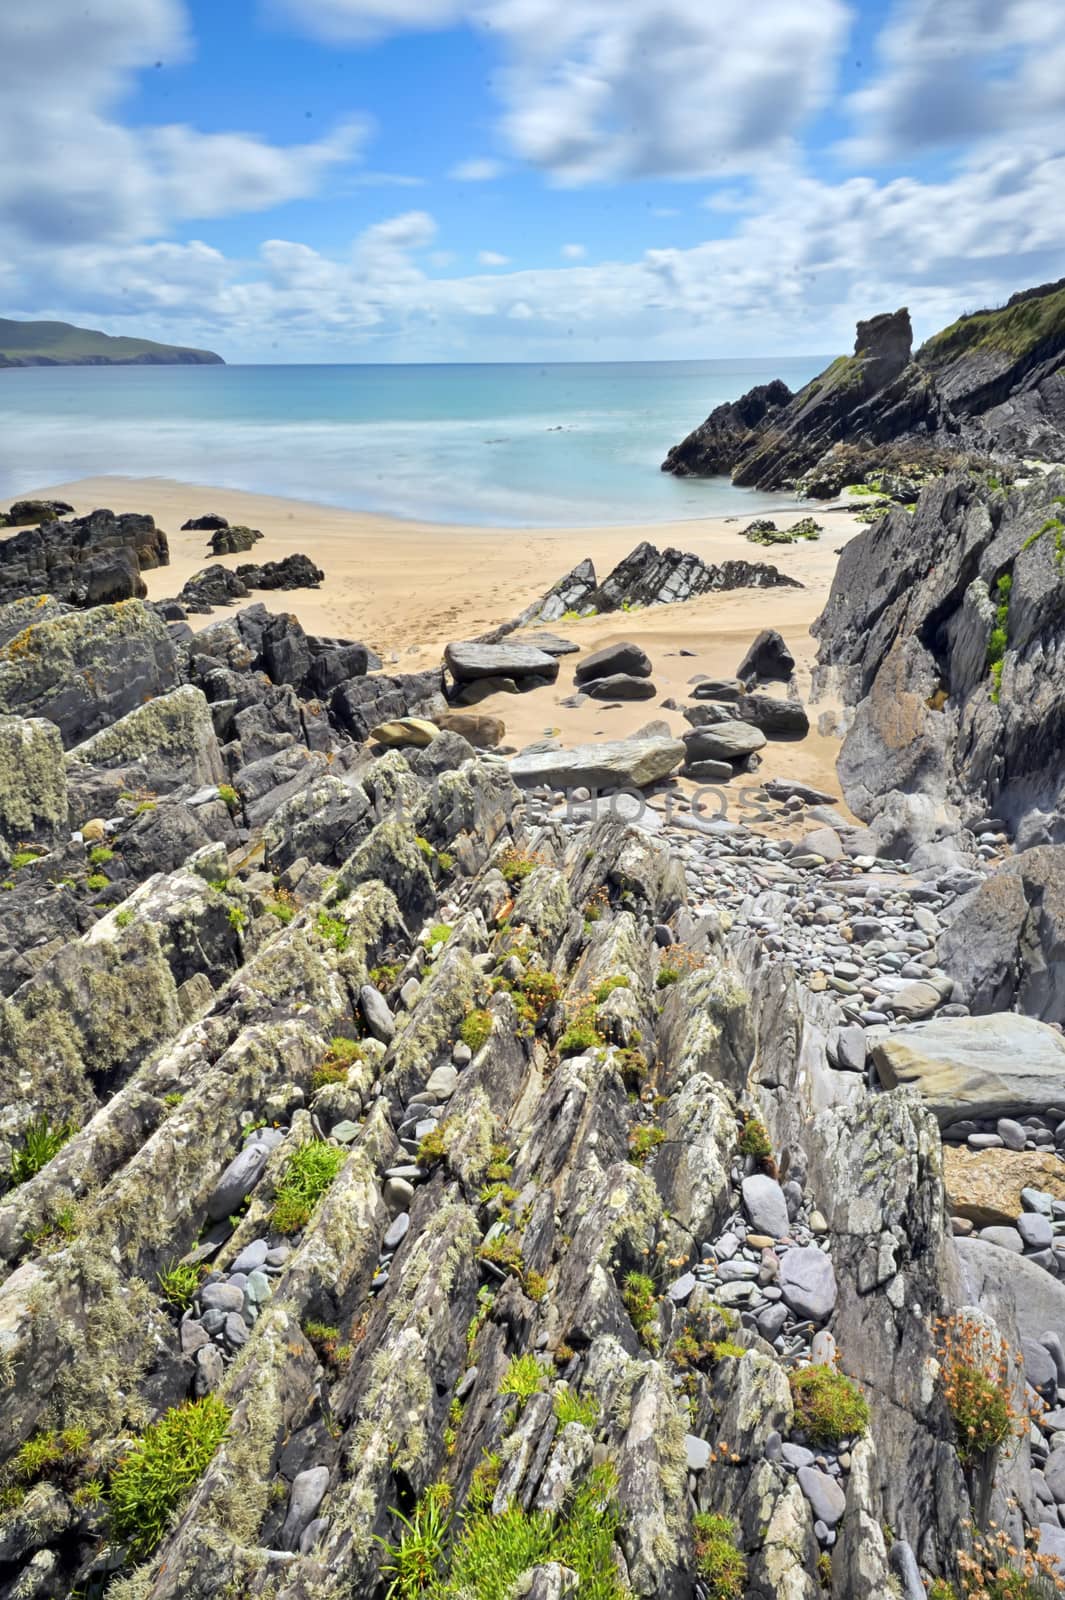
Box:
[383,1213,411,1252]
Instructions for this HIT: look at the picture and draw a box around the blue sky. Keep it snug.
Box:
[1,0,1064,361]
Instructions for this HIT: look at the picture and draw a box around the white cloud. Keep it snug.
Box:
[0,0,368,251]
[449,158,504,180]
[561,242,586,259]
[19,137,1065,363]
[278,0,851,182]
[478,250,510,265]
[845,0,1065,161]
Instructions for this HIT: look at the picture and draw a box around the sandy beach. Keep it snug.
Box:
[18,474,864,811]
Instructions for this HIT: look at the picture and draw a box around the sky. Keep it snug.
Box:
[1,0,1064,363]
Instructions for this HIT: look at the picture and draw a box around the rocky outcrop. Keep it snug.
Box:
[0,500,74,529]
[660,379,794,478]
[811,468,1065,862]
[0,508,169,608]
[510,545,801,630]
[663,277,1065,492]
[210,524,263,556]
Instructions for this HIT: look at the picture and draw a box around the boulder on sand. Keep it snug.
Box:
[736,629,795,684]
[682,722,766,763]
[445,641,560,687]
[581,674,657,701]
[181,513,229,531]
[736,692,810,737]
[510,736,685,790]
[871,1013,1065,1127]
[574,641,652,684]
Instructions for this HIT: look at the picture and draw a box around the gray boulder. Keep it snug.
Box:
[0,716,68,845]
[871,1013,1065,1127]
[741,1174,790,1238]
[736,629,795,683]
[681,721,766,763]
[779,1246,837,1322]
[736,692,809,738]
[574,642,652,684]
[580,674,657,701]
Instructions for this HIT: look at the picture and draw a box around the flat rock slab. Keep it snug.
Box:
[582,674,657,701]
[871,1013,1065,1127]
[509,736,685,791]
[943,1145,1065,1227]
[445,641,560,684]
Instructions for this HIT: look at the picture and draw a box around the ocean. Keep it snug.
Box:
[0,357,826,527]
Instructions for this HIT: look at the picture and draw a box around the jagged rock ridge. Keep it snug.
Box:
[663,277,1065,493]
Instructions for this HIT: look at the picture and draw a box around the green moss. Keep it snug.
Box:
[8,1114,74,1186]
[115,907,134,928]
[692,1514,747,1599]
[497,847,541,886]
[593,974,631,1004]
[789,1365,869,1445]
[498,1354,547,1406]
[459,1008,493,1053]
[217,783,240,814]
[271,1140,347,1235]
[627,1125,665,1165]
[553,1385,598,1428]
[86,872,110,891]
[108,1395,231,1559]
[156,1258,204,1312]
[622,1271,659,1351]
[315,909,349,952]
[227,904,246,932]
[918,282,1065,365]
[655,967,681,989]
[10,849,43,871]
[10,1424,90,1487]
[311,1036,364,1093]
[426,923,452,951]
[987,572,1013,702]
[557,1004,604,1056]
[386,1462,625,1600]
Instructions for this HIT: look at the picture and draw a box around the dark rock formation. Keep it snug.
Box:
[0,508,169,608]
[209,524,262,556]
[236,552,323,591]
[0,499,74,529]
[171,553,324,613]
[660,379,793,478]
[663,277,1065,492]
[181,514,229,531]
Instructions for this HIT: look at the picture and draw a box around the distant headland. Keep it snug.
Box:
[0,317,223,367]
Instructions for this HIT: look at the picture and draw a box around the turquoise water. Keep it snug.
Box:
[0,358,826,527]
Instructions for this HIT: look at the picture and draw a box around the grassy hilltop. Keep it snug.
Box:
[0,318,223,367]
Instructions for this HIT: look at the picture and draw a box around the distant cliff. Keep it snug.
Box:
[0,318,223,367]
[662,276,1065,494]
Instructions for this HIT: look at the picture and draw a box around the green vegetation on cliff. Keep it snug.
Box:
[0,318,223,367]
[918,281,1065,366]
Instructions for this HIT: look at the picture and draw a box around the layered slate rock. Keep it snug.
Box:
[0,598,178,746]
[871,1013,1065,1128]
[660,380,794,478]
[0,715,68,845]
[66,685,225,791]
[812,467,1065,858]
[0,508,168,608]
[510,735,685,789]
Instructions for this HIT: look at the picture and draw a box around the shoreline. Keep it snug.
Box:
[15,472,864,812]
